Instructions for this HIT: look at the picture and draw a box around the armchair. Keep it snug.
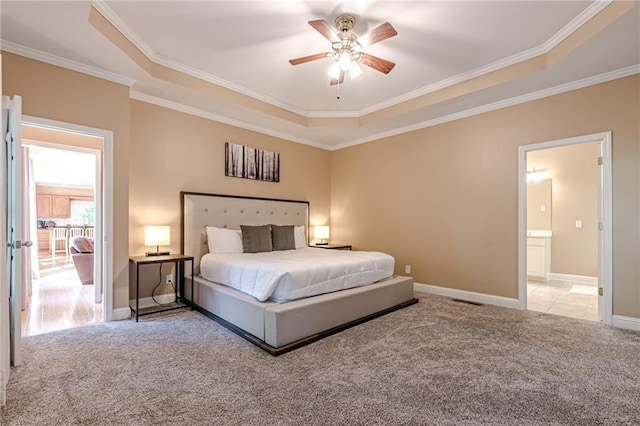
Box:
[70,236,94,284]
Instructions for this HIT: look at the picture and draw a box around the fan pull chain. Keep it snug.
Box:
[337,80,341,100]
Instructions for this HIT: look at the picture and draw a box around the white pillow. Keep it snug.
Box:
[294,226,307,249]
[206,226,243,254]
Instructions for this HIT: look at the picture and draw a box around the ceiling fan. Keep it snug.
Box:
[289,15,397,85]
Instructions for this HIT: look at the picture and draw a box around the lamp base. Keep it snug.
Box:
[315,242,328,246]
[145,251,170,257]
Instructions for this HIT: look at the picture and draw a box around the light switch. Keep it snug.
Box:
[576,220,583,229]
[540,205,546,212]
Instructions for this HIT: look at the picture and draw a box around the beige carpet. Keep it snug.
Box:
[2,293,640,425]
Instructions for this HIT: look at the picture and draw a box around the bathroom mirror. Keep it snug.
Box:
[527,178,552,230]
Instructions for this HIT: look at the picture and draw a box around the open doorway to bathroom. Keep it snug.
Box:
[21,125,104,336]
[519,132,612,325]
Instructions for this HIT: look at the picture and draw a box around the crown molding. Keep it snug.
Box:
[543,0,613,51]
[0,40,135,87]
[129,91,331,151]
[332,64,640,151]
[92,0,308,117]
[92,0,624,120]
[360,1,615,117]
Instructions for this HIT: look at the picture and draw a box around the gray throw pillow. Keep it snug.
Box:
[241,225,272,253]
[271,225,295,251]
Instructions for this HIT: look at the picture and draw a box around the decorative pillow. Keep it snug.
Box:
[294,226,307,249]
[241,225,273,253]
[205,226,243,254]
[271,225,295,251]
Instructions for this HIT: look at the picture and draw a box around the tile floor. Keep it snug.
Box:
[527,280,599,322]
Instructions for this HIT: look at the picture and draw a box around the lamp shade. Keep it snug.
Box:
[313,226,330,240]
[144,226,170,247]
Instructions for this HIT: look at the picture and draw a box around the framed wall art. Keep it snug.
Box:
[225,142,280,183]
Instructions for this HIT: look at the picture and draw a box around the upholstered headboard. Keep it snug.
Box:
[181,192,309,274]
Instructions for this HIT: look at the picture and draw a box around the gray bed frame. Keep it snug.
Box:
[180,191,418,355]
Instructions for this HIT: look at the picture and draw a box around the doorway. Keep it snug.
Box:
[22,141,102,336]
[18,115,115,334]
[518,132,612,325]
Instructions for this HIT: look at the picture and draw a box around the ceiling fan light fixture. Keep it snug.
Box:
[349,61,362,78]
[328,62,341,79]
[338,51,352,71]
[289,15,397,86]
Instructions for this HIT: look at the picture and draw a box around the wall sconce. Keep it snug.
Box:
[314,226,330,245]
[145,226,170,256]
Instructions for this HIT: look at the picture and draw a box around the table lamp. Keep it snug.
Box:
[145,226,170,256]
[314,226,330,245]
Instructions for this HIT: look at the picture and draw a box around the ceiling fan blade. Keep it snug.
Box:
[360,53,396,74]
[358,22,397,47]
[289,53,329,65]
[308,20,340,43]
[329,71,345,85]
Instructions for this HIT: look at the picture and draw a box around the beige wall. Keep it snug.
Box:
[4,50,639,320]
[2,52,131,312]
[528,142,599,277]
[526,179,552,230]
[128,100,331,297]
[331,75,640,318]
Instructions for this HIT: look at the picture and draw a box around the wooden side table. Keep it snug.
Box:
[129,254,194,322]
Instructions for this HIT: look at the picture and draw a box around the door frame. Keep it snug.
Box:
[22,115,114,322]
[518,131,612,325]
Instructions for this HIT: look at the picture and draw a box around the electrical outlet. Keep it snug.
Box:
[166,274,173,285]
[405,265,411,274]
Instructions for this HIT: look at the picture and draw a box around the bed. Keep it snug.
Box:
[181,191,418,355]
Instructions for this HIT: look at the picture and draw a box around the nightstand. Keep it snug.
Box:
[312,244,352,250]
[129,254,194,322]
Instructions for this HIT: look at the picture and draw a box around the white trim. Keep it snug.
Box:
[543,0,612,52]
[414,282,520,310]
[129,91,331,151]
[333,65,640,151]
[137,65,638,153]
[548,273,598,285]
[91,1,307,117]
[129,295,177,310]
[0,40,134,87]
[92,0,615,119]
[112,307,132,321]
[612,315,640,332]
[2,38,637,152]
[21,115,115,322]
[518,132,613,325]
[361,1,611,116]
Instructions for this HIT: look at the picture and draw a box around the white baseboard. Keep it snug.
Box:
[612,315,640,332]
[548,273,598,285]
[414,283,520,310]
[111,307,132,321]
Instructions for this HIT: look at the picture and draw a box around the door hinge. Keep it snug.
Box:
[598,287,603,296]
[598,222,604,231]
[597,156,603,166]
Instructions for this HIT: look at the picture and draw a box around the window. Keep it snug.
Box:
[70,199,94,225]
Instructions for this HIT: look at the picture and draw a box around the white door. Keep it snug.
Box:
[3,95,30,367]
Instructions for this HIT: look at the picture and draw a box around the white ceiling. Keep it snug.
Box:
[1,1,638,150]
[27,145,95,189]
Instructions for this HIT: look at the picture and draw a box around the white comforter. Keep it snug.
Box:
[200,247,395,302]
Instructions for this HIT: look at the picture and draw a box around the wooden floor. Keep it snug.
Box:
[21,252,102,337]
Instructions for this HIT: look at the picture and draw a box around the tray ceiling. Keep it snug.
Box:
[1,1,638,149]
